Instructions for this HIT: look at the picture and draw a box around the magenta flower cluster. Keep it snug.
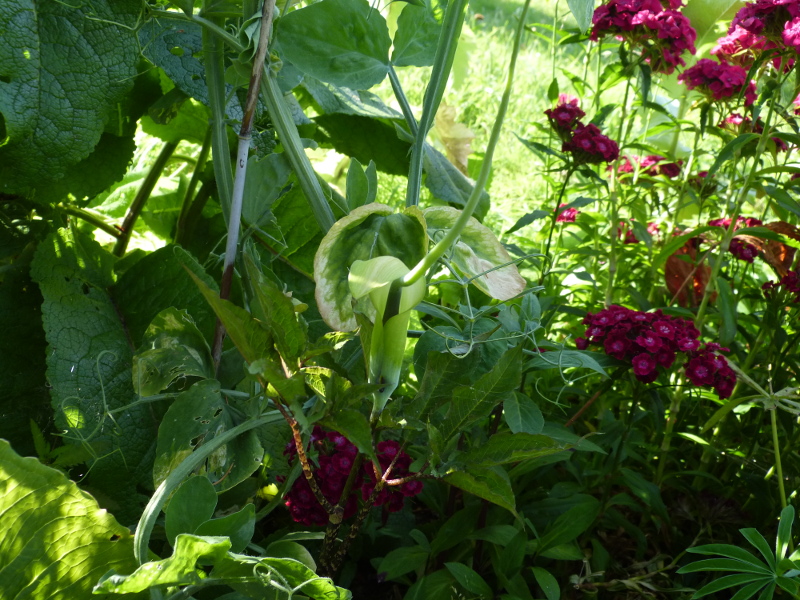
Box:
[282,427,422,526]
[678,59,758,105]
[576,305,736,397]
[617,155,682,178]
[763,270,800,302]
[731,0,800,49]
[546,95,620,165]
[556,203,579,223]
[590,0,697,74]
[708,216,763,263]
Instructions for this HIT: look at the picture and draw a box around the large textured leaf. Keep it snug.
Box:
[276,0,392,90]
[153,379,264,493]
[304,78,401,119]
[96,534,350,599]
[114,245,219,345]
[438,345,523,442]
[314,203,427,330]
[567,0,595,33]
[0,440,138,600]
[423,146,491,221]
[132,308,214,397]
[30,229,156,522]
[0,0,140,193]
[423,206,525,300]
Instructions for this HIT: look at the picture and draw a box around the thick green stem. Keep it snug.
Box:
[260,74,336,232]
[770,408,788,508]
[113,141,178,257]
[388,64,418,137]
[175,126,212,244]
[201,22,234,224]
[402,0,531,286]
[405,0,469,208]
[61,205,121,238]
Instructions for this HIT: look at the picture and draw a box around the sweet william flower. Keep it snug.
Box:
[678,59,757,105]
[562,123,620,164]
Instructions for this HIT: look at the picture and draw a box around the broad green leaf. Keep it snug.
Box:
[245,256,308,361]
[422,147,491,222]
[717,278,738,347]
[408,349,481,423]
[692,573,773,598]
[468,524,521,546]
[423,206,525,300]
[497,531,527,579]
[444,465,517,516]
[0,440,138,600]
[566,0,595,33]
[186,270,274,365]
[506,209,552,235]
[392,3,442,67]
[95,534,233,592]
[276,0,392,90]
[316,112,411,175]
[30,228,154,522]
[686,544,768,569]
[165,475,218,546]
[0,0,139,193]
[97,534,349,598]
[536,496,600,554]
[115,245,219,345]
[741,528,777,570]
[445,562,493,598]
[459,432,565,466]
[678,559,773,575]
[429,506,481,555]
[524,349,611,378]
[141,96,211,145]
[346,158,378,211]
[439,345,523,442]
[132,308,214,397]
[377,546,429,580]
[153,379,264,493]
[404,570,457,600]
[777,505,795,561]
[321,408,378,462]
[620,468,669,523]
[314,203,427,330]
[654,226,716,268]
[194,504,256,554]
[242,153,293,227]
[532,566,561,600]
[304,78,402,119]
[504,391,544,435]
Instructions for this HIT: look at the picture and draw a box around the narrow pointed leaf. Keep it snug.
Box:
[692,573,772,598]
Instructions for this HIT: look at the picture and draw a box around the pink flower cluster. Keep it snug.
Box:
[617,155,682,178]
[546,96,620,164]
[576,305,736,397]
[678,59,758,105]
[590,0,697,74]
[684,343,737,399]
[720,113,788,152]
[545,95,586,140]
[557,203,579,223]
[763,270,800,302]
[708,216,763,263]
[731,0,800,46]
[282,427,422,526]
